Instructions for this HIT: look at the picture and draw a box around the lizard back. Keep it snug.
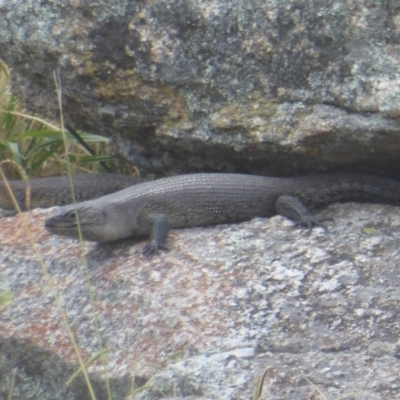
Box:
[97,173,400,233]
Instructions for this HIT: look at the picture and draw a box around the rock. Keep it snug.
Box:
[1,203,400,398]
[1,1,400,175]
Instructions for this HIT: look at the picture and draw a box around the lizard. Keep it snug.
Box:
[44,172,400,257]
[0,173,144,213]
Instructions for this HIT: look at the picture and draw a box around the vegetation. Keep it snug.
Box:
[0,62,117,179]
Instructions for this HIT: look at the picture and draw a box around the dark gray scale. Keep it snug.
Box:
[0,174,142,212]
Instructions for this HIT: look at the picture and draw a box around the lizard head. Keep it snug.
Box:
[45,203,107,242]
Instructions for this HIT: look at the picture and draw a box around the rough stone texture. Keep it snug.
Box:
[0,336,133,400]
[1,1,400,175]
[1,203,400,399]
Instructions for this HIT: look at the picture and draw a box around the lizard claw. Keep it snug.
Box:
[295,216,333,231]
[142,241,169,258]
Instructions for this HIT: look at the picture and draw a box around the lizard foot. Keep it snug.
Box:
[294,216,334,231]
[276,195,334,231]
[142,241,169,258]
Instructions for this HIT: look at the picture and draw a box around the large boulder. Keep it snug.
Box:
[1,203,400,399]
[1,0,400,175]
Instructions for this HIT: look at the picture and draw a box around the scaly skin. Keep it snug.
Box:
[44,173,400,256]
[0,173,143,211]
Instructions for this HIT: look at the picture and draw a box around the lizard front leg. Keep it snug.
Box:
[142,213,170,257]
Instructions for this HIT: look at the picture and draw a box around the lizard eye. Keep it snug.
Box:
[65,209,79,222]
